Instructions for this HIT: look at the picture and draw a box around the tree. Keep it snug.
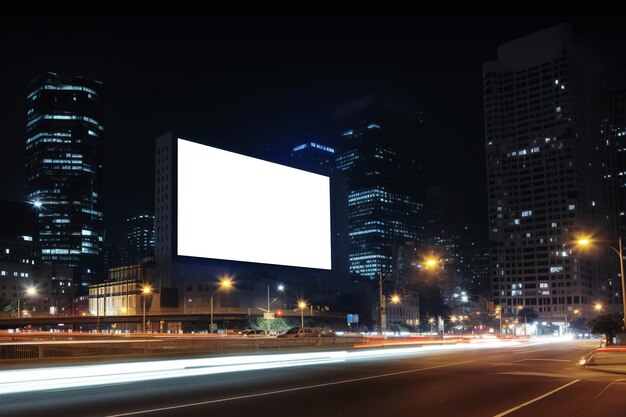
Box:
[246,317,298,333]
[569,316,589,332]
[587,314,623,342]
[517,307,538,322]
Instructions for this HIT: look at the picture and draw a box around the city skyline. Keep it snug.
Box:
[2,13,626,416]
[1,14,624,244]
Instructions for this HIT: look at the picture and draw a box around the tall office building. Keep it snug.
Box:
[484,24,617,321]
[335,97,423,329]
[335,96,423,280]
[25,72,104,293]
[126,210,155,263]
[290,140,336,172]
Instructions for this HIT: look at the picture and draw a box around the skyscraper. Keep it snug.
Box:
[25,72,104,293]
[335,97,423,330]
[126,210,155,263]
[290,140,336,172]
[335,96,423,281]
[484,24,616,321]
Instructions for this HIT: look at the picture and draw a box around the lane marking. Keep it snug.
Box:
[494,371,571,378]
[104,360,474,417]
[492,379,580,417]
[513,348,575,354]
[513,359,570,363]
[593,380,626,400]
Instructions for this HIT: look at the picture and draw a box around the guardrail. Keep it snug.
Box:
[0,336,365,361]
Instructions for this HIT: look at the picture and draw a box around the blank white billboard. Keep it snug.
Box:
[177,138,331,270]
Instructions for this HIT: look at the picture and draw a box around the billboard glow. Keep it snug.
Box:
[177,138,331,270]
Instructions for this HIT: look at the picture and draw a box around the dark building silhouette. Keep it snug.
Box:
[103,243,129,275]
[424,186,490,302]
[25,72,104,293]
[290,137,336,172]
[607,68,626,309]
[126,210,155,263]
[484,24,617,322]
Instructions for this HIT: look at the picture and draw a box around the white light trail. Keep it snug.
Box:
[0,336,574,395]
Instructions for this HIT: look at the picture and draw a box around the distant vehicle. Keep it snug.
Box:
[241,329,268,337]
[576,333,592,339]
[276,327,335,338]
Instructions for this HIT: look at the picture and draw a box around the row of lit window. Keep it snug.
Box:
[0,271,29,277]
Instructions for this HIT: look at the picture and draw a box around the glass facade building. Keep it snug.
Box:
[126,210,155,263]
[25,72,104,293]
[334,97,423,281]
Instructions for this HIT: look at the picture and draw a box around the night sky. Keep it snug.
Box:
[0,10,623,243]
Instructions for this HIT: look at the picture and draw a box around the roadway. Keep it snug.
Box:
[0,338,624,417]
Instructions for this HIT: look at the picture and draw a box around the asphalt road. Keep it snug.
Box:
[1,339,624,417]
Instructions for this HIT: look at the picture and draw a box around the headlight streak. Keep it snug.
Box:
[0,337,572,395]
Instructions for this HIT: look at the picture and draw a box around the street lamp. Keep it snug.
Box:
[428,317,435,334]
[594,303,603,313]
[141,285,152,333]
[515,305,529,336]
[576,236,626,328]
[277,285,308,326]
[16,287,37,318]
[495,305,503,335]
[210,277,232,333]
[298,301,307,328]
[564,309,580,334]
[423,257,439,269]
[378,271,394,335]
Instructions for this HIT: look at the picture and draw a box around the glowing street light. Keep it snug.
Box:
[17,287,37,319]
[424,258,439,268]
[141,285,152,333]
[428,317,435,333]
[210,277,233,333]
[298,301,307,328]
[564,308,580,334]
[594,303,603,312]
[576,235,625,328]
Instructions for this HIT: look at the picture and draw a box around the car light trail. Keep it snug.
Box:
[0,336,573,395]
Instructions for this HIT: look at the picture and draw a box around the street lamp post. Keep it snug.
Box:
[564,309,580,334]
[495,305,503,335]
[298,301,306,328]
[16,287,37,318]
[210,277,232,333]
[378,271,402,335]
[277,285,307,327]
[428,317,435,334]
[141,285,152,333]
[577,236,626,329]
